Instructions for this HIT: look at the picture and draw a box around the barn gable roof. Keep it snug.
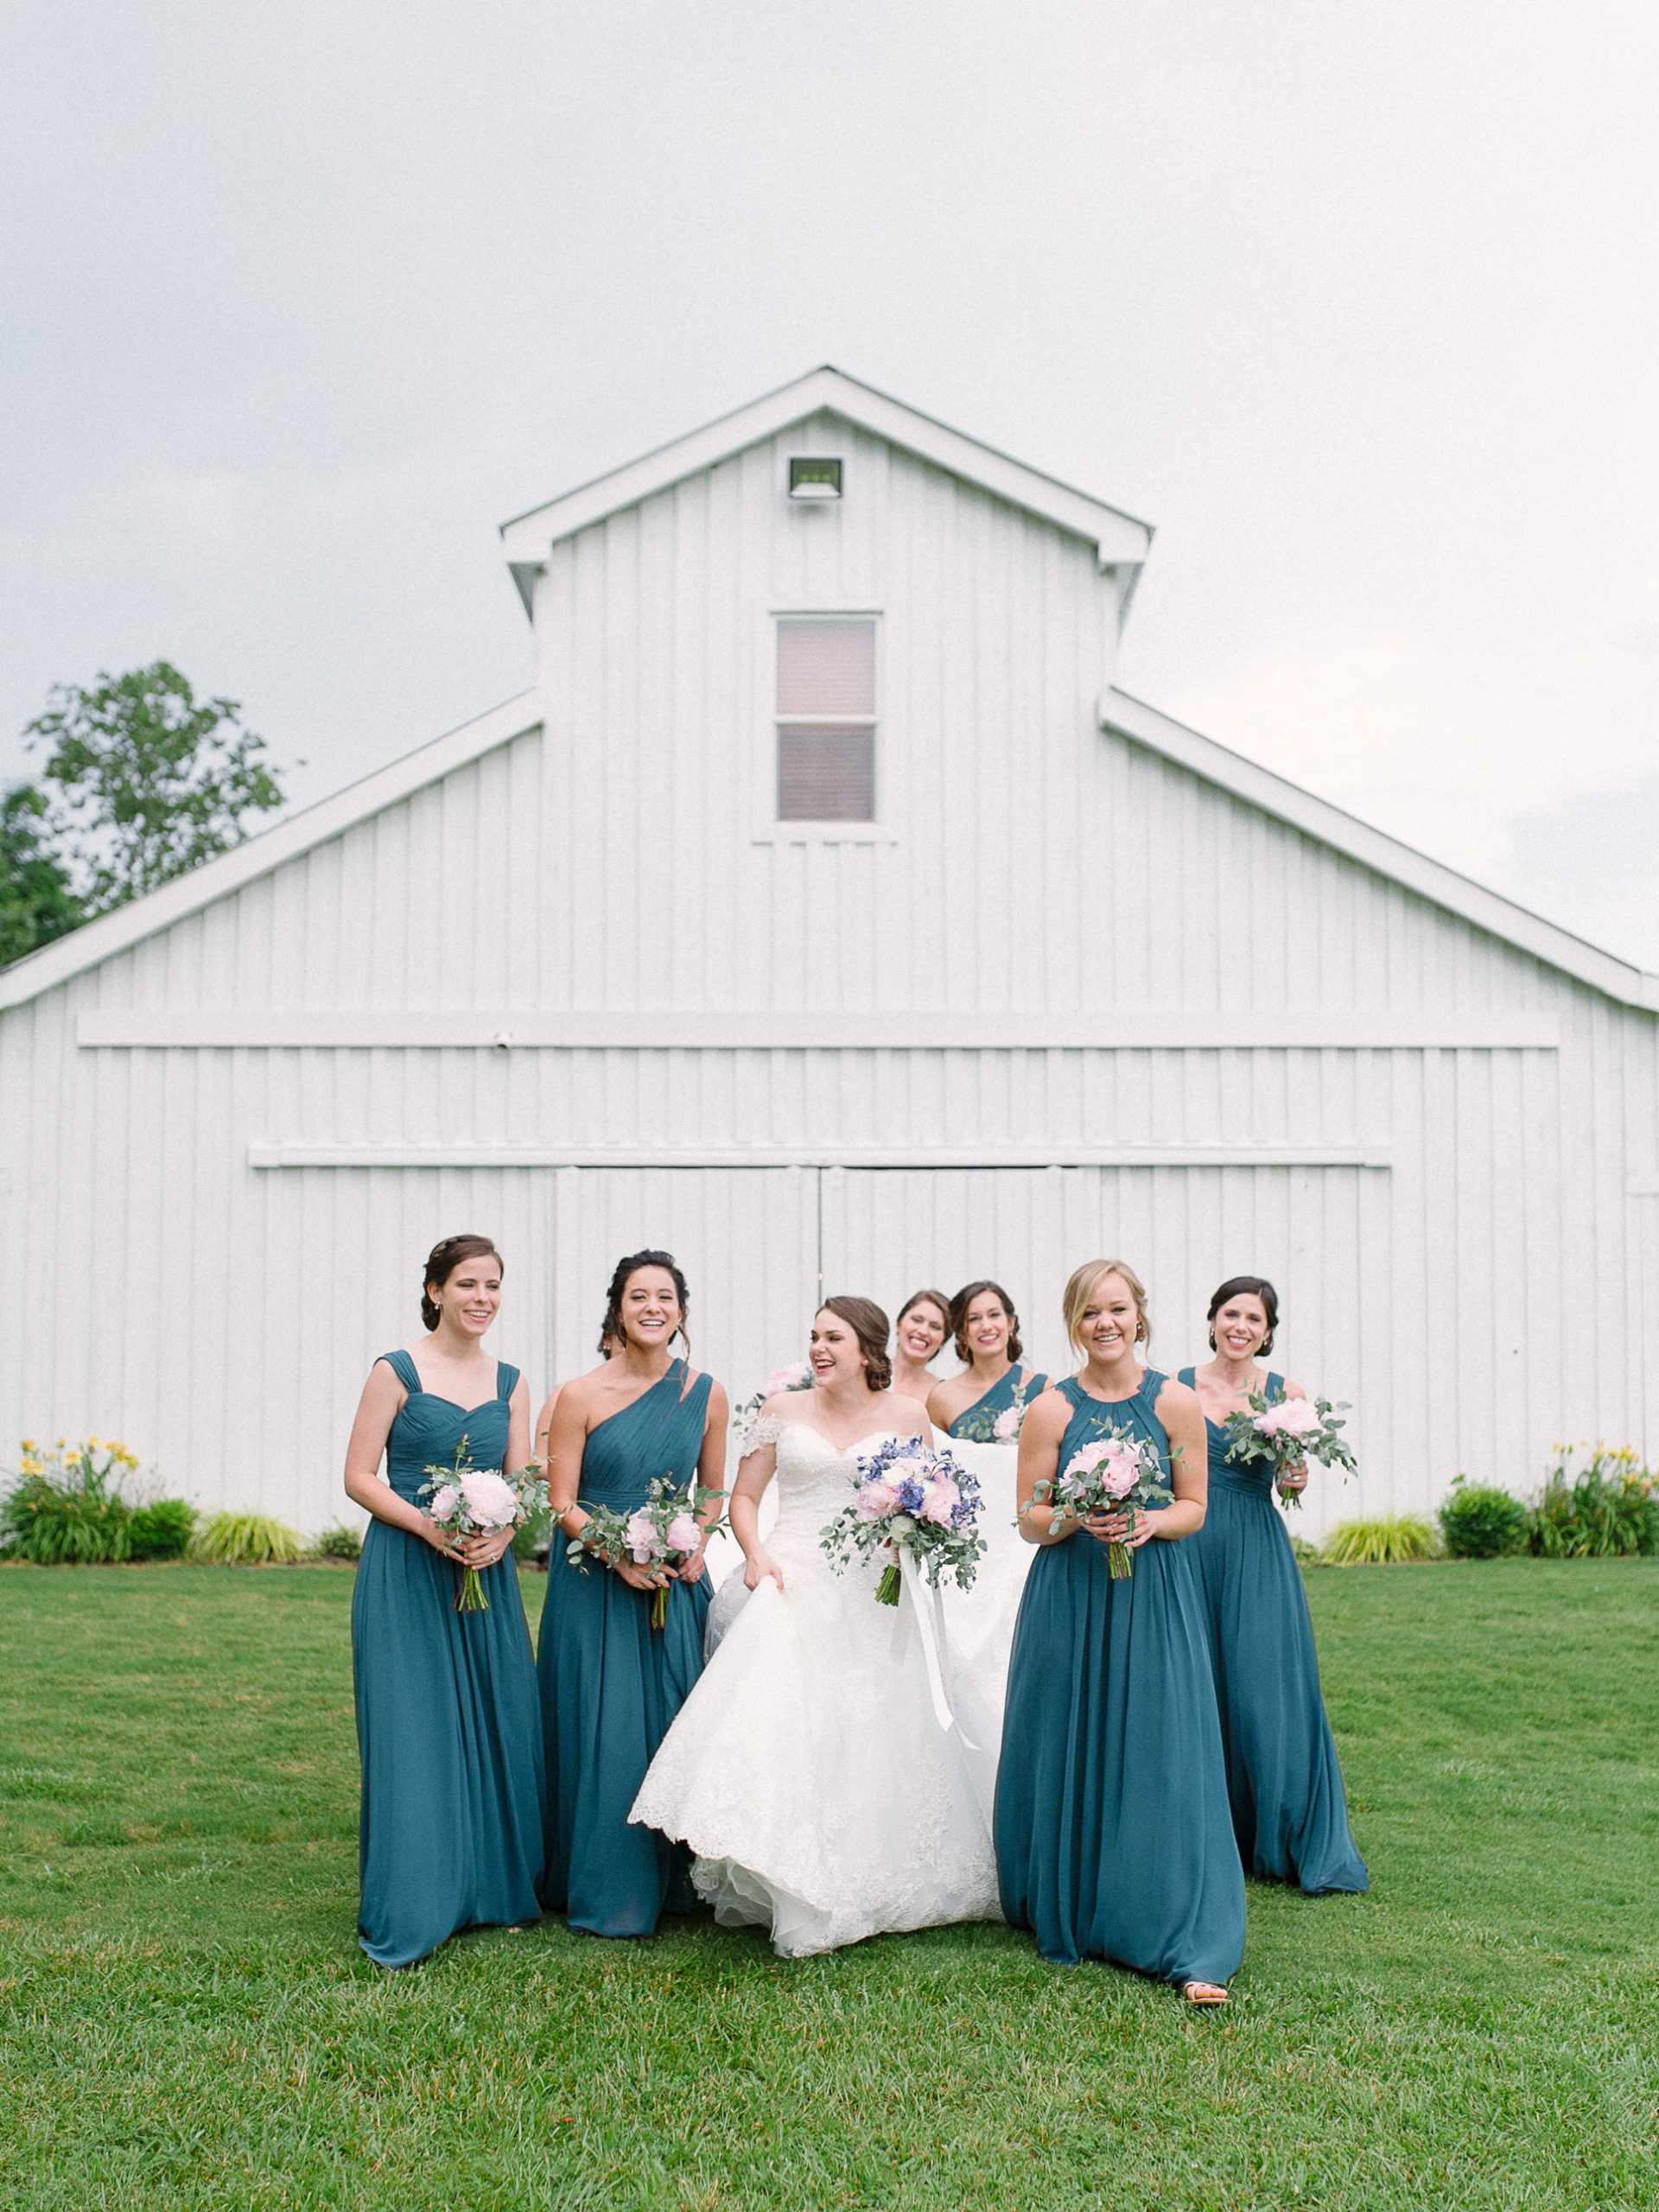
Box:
[0,691,541,1012]
[4,674,1653,1017]
[1103,689,1659,1013]
[497,365,1157,616]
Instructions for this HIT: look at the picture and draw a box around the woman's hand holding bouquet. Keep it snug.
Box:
[567,1474,723,1627]
[419,1439,550,1612]
[1220,1393,1355,1510]
[1037,1427,1173,1579]
[820,1437,985,1606]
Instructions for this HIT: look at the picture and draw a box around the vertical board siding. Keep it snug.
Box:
[3,419,1657,1533]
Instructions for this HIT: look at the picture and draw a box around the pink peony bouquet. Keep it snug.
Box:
[819,1435,984,1605]
[731,1362,813,1454]
[419,1437,550,1613]
[1221,1391,1356,1510]
[567,1473,720,1628]
[1038,1424,1173,1579]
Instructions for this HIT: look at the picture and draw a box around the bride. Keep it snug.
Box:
[628,1294,1001,1956]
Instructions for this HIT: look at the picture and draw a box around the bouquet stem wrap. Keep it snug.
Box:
[887,1548,975,1745]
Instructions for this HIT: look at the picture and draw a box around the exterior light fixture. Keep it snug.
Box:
[789,457,842,500]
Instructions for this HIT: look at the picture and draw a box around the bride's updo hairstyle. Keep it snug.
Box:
[820,1295,893,1392]
[421,1234,503,1330]
[601,1249,690,1353]
[949,1279,1023,1364]
[1206,1274,1280,1355]
[1062,1258,1150,1358]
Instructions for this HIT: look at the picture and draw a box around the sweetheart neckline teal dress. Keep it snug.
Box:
[945,1363,1050,1442]
[1179,1367,1368,1895]
[994,1370,1246,1986]
[352,1351,544,1967]
[537,1359,715,1937]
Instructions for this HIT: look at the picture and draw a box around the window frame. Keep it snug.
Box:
[753,606,898,846]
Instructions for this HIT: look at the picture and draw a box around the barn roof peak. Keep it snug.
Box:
[498,365,1155,617]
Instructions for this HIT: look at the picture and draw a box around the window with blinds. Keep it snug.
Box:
[775,617,877,821]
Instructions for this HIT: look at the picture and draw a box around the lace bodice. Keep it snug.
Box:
[767,1422,903,1541]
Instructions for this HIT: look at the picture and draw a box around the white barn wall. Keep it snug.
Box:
[4,389,1659,1539]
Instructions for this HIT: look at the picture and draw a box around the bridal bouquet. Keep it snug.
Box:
[419,1439,550,1613]
[1039,1425,1173,1579]
[820,1436,984,1605]
[1221,1392,1356,1510]
[567,1474,718,1628]
[731,1362,813,1453]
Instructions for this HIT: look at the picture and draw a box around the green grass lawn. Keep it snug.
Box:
[1,1559,1656,2211]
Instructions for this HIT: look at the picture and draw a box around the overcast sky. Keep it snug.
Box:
[6,0,1659,963]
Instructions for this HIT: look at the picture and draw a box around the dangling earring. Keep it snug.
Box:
[1208,1329,1217,1351]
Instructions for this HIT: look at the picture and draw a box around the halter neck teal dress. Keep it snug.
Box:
[995,1370,1246,1986]
[352,1352,544,1967]
[1180,1367,1368,1895]
[537,1360,715,1937]
[946,1363,1049,1442]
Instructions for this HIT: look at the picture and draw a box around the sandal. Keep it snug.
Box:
[1181,1980,1230,2005]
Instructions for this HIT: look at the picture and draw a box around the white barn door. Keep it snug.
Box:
[822,1164,1376,1528]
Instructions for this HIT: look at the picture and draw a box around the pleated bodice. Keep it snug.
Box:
[380,1350,515,1500]
[1178,1368,1284,1497]
[576,1361,713,1509]
[1052,1368,1173,1497]
[946,1363,1050,1442]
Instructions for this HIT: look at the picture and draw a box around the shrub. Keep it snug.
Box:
[1323,1515,1441,1566]
[1529,1446,1659,1559]
[314,1523,363,1561]
[1288,1534,1323,1567]
[127,1498,199,1560]
[0,1438,137,1564]
[192,1513,307,1566]
[1439,1477,1529,1560]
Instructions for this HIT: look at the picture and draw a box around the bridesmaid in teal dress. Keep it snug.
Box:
[995,1259,1245,2004]
[1182,1274,1368,1895]
[927,1279,1048,1441]
[343,1233,544,1968]
[538,1249,728,1936]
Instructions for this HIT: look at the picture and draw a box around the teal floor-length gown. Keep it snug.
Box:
[353,1352,544,1968]
[1179,1367,1369,1895]
[945,1363,1049,1442]
[995,1371,1246,1985]
[537,1359,714,1936]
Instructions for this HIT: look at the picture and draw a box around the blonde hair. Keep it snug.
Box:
[1062,1258,1151,1357]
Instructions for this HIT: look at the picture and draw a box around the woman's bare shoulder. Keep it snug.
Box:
[883,1389,931,1434]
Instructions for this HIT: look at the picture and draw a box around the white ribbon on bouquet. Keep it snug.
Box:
[888,1548,978,1749]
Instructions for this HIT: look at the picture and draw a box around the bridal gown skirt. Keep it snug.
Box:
[628,1423,1001,1956]
[936,1440,1037,1821]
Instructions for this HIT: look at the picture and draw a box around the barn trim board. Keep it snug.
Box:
[4,364,1658,1535]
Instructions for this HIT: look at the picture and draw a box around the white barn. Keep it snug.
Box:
[4,365,1658,1539]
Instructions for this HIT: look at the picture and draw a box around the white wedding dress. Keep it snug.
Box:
[628,1421,1001,1956]
[935,1439,1039,1820]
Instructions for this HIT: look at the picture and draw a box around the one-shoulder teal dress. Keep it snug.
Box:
[1180,1367,1368,1895]
[946,1363,1050,1443]
[353,1352,544,1968]
[995,1370,1246,1986]
[537,1360,714,1936]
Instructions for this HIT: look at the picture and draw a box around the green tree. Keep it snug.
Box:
[0,783,84,967]
[24,662,289,913]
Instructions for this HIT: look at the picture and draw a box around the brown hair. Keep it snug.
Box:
[422,1235,504,1332]
[896,1288,952,1342]
[1061,1258,1150,1357]
[1207,1275,1280,1356]
[950,1279,1023,1364]
[819,1294,893,1392]
[601,1249,690,1355]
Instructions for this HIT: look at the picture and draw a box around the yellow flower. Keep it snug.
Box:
[86,1435,102,1450]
